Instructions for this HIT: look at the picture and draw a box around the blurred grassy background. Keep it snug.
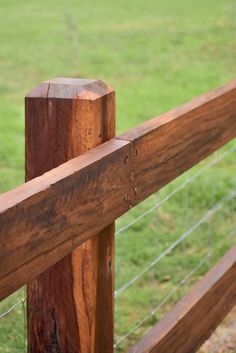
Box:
[0,0,236,352]
[0,0,235,193]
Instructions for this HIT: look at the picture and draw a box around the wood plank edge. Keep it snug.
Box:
[0,139,130,214]
[116,79,236,142]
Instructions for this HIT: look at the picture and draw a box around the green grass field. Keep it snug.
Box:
[0,0,236,352]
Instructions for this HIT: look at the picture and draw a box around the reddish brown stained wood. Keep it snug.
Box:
[128,245,236,353]
[0,139,131,301]
[25,78,119,353]
[1,78,236,305]
[118,79,236,204]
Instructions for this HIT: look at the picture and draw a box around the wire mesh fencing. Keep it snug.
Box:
[114,140,236,352]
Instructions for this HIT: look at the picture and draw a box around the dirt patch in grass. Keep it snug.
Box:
[199,307,236,353]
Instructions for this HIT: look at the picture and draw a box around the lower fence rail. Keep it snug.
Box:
[128,245,236,353]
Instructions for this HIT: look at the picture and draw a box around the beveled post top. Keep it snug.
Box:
[26,77,113,100]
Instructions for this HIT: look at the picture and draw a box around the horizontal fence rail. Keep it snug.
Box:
[128,244,236,353]
[1,79,236,301]
[118,79,236,204]
[0,77,236,353]
[0,139,131,300]
[114,159,236,352]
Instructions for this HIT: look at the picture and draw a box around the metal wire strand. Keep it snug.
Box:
[0,299,25,319]
[116,144,236,236]
[114,252,211,348]
[115,142,236,350]
[115,190,236,297]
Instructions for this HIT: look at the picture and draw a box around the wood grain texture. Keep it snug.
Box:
[0,79,236,305]
[0,139,131,301]
[128,245,236,353]
[118,79,236,204]
[25,78,119,353]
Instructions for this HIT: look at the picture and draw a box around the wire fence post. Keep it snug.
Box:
[25,78,115,353]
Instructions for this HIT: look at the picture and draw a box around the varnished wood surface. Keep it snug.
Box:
[25,78,118,353]
[118,79,236,204]
[0,139,131,301]
[0,79,236,303]
[128,245,236,353]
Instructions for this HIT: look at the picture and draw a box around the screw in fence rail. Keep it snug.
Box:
[25,78,115,353]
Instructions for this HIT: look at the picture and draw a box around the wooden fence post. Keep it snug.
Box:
[25,78,115,353]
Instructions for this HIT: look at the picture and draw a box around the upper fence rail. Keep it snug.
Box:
[0,79,236,300]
